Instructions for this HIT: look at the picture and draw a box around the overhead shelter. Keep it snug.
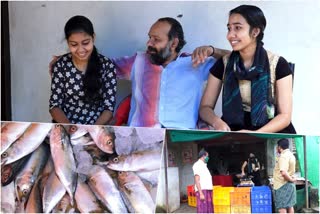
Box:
[164,129,318,212]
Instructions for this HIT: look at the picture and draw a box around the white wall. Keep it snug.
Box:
[8,1,320,135]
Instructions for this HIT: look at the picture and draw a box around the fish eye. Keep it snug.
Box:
[2,173,9,181]
[1,152,8,158]
[118,171,124,175]
[113,157,119,163]
[55,124,60,128]
[70,125,77,132]
[106,140,113,145]
[22,189,29,195]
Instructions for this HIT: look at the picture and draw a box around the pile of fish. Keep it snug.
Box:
[1,121,165,213]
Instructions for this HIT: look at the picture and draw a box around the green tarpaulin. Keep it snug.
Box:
[168,129,317,189]
[295,136,320,188]
[168,129,303,143]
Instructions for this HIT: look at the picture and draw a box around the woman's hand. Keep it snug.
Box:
[237,129,255,133]
[211,118,231,131]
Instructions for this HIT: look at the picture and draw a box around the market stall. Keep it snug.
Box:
[166,129,319,212]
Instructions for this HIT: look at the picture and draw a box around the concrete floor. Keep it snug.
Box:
[173,203,196,213]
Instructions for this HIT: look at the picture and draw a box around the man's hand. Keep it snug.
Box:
[192,46,214,67]
[199,191,205,201]
[49,55,61,77]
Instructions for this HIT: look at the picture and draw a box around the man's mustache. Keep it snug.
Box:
[147,46,158,53]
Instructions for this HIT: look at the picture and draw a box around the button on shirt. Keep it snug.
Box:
[192,159,213,191]
[273,149,296,190]
[113,52,215,129]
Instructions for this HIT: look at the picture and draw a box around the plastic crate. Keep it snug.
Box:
[188,195,197,207]
[212,185,221,199]
[213,187,234,205]
[250,186,272,213]
[230,187,251,206]
[187,185,195,196]
[251,205,272,213]
[187,185,196,207]
[231,205,251,213]
[214,205,230,213]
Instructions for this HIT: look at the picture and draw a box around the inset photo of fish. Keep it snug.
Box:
[1,121,166,213]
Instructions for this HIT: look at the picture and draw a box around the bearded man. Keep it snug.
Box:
[113,17,227,128]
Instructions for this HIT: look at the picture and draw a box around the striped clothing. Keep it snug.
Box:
[274,182,296,210]
[113,52,214,129]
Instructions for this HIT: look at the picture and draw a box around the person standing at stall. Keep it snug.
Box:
[273,138,296,213]
[49,15,117,125]
[192,149,213,213]
[241,153,261,186]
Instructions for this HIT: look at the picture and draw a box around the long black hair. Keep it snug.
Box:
[64,15,102,102]
[230,5,267,42]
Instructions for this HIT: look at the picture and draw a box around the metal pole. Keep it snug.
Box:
[164,131,169,213]
[303,135,309,208]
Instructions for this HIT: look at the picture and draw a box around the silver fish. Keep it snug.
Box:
[87,165,127,213]
[136,169,160,186]
[69,124,94,146]
[1,121,31,155]
[50,124,77,205]
[117,171,155,214]
[69,124,88,140]
[38,156,55,193]
[14,143,50,203]
[52,193,75,213]
[75,177,105,213]
[86,125,115,154]
[25,177,43,213]
[40,156,54,181]
[1,123,52,165]
[1,152,31,186]
[107,150,162,172]
[42,170,66,213]
[1,181,16,213]
[71,135,93,146]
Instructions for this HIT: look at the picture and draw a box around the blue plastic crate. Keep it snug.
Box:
[250,186,272,213]
[251,205,272,213]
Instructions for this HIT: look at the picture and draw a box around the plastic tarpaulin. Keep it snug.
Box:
[168,129,303,143]
[295,136,320,188]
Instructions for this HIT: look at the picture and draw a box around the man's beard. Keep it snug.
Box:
[147,44,172,65]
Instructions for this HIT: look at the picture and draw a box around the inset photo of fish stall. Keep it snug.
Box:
[163,129,319,213]
[1,121,166,213]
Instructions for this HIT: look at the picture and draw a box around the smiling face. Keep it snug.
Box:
[227,13,259,53]
[67,31,94,63]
